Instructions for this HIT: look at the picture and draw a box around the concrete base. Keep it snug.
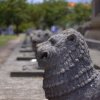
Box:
[20,50,33,52]
[89,49,100,69]
[85,30,100,40]
[10,70,44,77]
[86,39,100,50]
[16,57,35,61]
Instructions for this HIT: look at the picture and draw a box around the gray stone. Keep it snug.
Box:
[84,0,100,40]
[37,28,100,100]
[30,29,53,68]
[86,39,100,51]
[30,29,52,52]
[90,49,100,69]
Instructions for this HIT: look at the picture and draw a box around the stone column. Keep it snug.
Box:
[85,0,100,40]
[92,0,100,17]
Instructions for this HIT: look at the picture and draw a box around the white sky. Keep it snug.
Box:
[27,0,43,3]
[27,0,91,3]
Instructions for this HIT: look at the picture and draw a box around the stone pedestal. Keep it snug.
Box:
[85,0,100,40]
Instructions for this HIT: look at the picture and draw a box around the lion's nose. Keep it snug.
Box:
[40,51,48,60]
[37,50,48,60]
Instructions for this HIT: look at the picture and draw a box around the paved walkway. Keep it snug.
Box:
[90,49,100,68]
[0,37,21,64]
[0,42,46,100]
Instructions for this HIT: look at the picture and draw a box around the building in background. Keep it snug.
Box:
[85,0,100,40]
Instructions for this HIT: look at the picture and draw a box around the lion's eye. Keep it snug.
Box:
[49,38,56,45]
[67,34,76,41]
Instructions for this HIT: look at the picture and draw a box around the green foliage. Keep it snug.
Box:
[66,3,92,27]
[41,0,68,27]
[0,35,17,46]
[19,22,34,32]
[0,0,29,33]
[27,4,44,28]
[0,0,92,32]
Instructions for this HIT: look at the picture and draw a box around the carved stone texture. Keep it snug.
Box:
[30,29,52,52]
[37,28,100,100]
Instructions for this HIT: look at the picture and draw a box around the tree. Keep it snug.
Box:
[0,0,29,34]
[0,0,92,32]
[65,3,92,27]
[41,0,68,28]
[27,4,44,29]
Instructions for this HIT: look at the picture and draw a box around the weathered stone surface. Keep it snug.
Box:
[16,52,35,61]
[30,29,53,68]
[85,30,100,40]
[17,52,35,57]
[86,39,100,50]
[37,29,100,100]
[90,49,100,69]
[30,29,52,52]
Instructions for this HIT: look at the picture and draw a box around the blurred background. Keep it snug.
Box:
[0,1,100,100]
[0,0,92,35]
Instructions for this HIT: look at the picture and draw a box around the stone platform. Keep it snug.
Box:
[90,49,100,69]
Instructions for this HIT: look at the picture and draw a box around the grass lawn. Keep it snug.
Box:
[0,35,17,47]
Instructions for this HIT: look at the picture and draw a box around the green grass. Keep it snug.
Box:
[0,35,17,46]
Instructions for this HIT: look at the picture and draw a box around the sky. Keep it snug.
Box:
[27,0,90,3]
[27,0,43,3]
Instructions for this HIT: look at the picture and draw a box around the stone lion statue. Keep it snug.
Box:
[37,29,100,100]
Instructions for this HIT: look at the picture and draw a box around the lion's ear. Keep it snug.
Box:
[67,34,76,42]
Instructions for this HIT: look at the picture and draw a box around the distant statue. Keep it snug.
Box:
[6,25,14,35]
[51,25,58,33]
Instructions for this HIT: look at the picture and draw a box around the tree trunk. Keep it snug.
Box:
[16,24,19,35]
